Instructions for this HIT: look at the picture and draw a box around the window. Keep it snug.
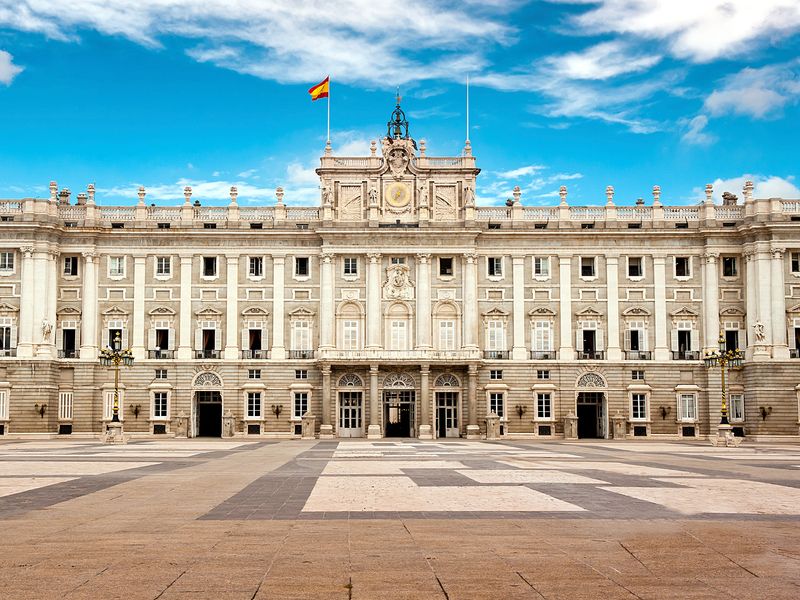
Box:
[153,392,168,419]
[627,256,643,278]
[580,256,595,278]
[723,322,741,352]
[722,256,738,277]
[249,256,263,278]
[295,256,309,277]
[391,257,406,265]
[533,256,550,278]
[293,392,309,419]
[489,392,505,418]
[679,393,697,421]
[157,222,170,229]
[203,222,216,229]
[438,320,455,351]
[390,320,407,350]
[791,252,800,274]
[109,256,125,277]
[250,222,263,229]
[487,257,503,277]
[631,370,645,380]
[489,370,503,380]
[674,321,694,356]
[439,257,453,276]
[537,393,552,419]
[532,321,552,351]
[631,393,647,420]
[202,256,217,277]
[729,393,744,422]
[536,369,550,380]
[343,257,358,276]
[342,320,359,350]
[674,256,691,278]
[291,321,311,351]
[248,369,261,380]
[154,369,168,380]
[0,318,13,352]
[156,256,171,277]
[295,369,308,379]
[63,256,78,277]
[625,321,647,352]
[486,320,505,351]
[246,392,262,418]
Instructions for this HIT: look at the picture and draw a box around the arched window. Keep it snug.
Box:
[434,301,460,351]
[338,373,364,387]
[434,373,460,387]
[337,302,363,351]
[386,302,412,351]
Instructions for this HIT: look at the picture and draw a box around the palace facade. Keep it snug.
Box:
[1,105,800,441]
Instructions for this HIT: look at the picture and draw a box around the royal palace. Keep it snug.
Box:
[1,104,799,442]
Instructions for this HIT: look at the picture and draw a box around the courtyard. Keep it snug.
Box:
[1,438,799,599]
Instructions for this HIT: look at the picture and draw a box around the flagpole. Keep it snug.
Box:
[327,77,331,144]
[466,74,470,143]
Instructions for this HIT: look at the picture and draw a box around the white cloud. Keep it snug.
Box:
[495,165,546,178]
[541,41,661,80]
[100,179,276,203]
[704,60,800,119]
[0,50,23,84]
[696,174,800,203]
[681,114,715,145]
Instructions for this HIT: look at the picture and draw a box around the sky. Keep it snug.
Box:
[1,0,799,207]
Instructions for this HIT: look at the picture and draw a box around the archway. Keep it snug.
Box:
[434,373,461,438]
[192,371,223,438]
[382,372,416,438]
[575,372,607,439]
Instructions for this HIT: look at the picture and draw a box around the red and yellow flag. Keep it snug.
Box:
[308,76,330,101]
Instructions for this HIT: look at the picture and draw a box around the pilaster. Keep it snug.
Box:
[177,255,193,360]
[702,252,720,353]
[366,253,382,349]
[16,246,35,358]
[558,255,573,360]
[511,255,527,360]
[415,253,432,349]
[131,254,147,360]
[271,255,286,360]
[224,254,239,360]
[367,364,381,438]
[652,255,669,361]
[319,365,334,438]
[605,255,621,360]
[418,365,432,439]
[79,251,98,359]
[466,363,480,439]
[462,252,478,349]
[771,247,789,359]
[319,252,335,349]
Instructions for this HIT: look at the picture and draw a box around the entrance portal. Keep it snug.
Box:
[577,392,605,439]
[195,391,222,437]
[383,390,415,437]
[435,391,459,438]
[338,391,363,438]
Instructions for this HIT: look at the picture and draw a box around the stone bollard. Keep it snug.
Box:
[485,411,500,440]
[222,409,235,438]
[611,412,627,440]
[564,412,578,440]
[301,412,317,439]
[175,411,188,438]
[103,421,127,445]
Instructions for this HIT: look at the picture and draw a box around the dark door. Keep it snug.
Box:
[156,329,169,350]
[63,329,76,356]
[383,390,415,437]
[577,404,598,438]
[203,329,215,352]
[583,330,596,353]
[249,329,262,351]
[198,402,222,437]
[436,407,446,438]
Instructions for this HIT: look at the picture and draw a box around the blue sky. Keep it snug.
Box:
[1,1,799,207]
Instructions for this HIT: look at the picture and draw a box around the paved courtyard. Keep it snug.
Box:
[1,439,800,599]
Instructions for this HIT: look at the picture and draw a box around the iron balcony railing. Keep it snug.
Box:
[195,350,221,359]
[625,351,653,360]
[530,351,555,360]
[577,350,605,360]
[241,350,269,359]
[58,349,78,358]
[289,350,315,359]
[672,350,701,360]
[148,350,175,359]
[483,350,509,360]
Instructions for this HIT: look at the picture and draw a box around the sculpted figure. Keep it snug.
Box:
[754,321,766,344]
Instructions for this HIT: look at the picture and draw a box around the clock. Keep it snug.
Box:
[385,182,411,209]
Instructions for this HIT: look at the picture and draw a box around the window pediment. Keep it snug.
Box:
[719,306,745,317]
[56,306,81,316]
[195,307,223,317]
[528,307,555,317]
[622,306,650,317]
[148,306,176,316]
[242,306,270,317]
[576,306,602,318]
[289,306,316,319]
[482,307,509,320]
[0,302,19,313]
[670,306,699,318]
[102,305,129,316]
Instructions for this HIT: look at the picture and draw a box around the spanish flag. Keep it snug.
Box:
[308,76,330,101]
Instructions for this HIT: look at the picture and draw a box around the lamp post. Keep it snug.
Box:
[99,333,134,442]
[703,333,743,446]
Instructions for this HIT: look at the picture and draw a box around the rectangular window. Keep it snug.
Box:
[489,369,503,380]
[0,323,12,350]
[249,256,263,278]
[722,256,738,277]
[631,370,644,380]
[533,256,550,278]
[580,256,595,278]
[438,320,455,351]
[791,252,800,274]
[291,321,311,351]
[533,321,552,351]
[155,369,168,380]
[247,392,262,418]
[109,256,125,277]
[0,251,14,272]
[295,256,309,277]
[391,257,406,265]
[293,392,309,419]
[489,392,505,418]
[723,322,740,352]
[202,256,217,277]
[153,392,168,419]
[295,369,308,379]
[63,256,79,277]
[674,256,691,278]
[486,320,505,351]
[537,393,552,419]
[488,257,503,277]
[628,256,643,278]
[343,320,359,350]
[729,393,744,422]
[439,257,453,276]
[343,257,358,276]
[537,369,550,380]
[631,393,647,420]
[390,320,407,350]
[679,393,697,421]
[248,369,261,380]
[626,321,646,352]
[154,256,170,277]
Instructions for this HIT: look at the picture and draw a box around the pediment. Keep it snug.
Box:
[788,303,800,314]
[195,307,223,317]
[528,307,555,317]
[670,306,699,318]
[576,306,603,317]
[0,302,19,313]
[242,306,270,317]
[56,306,82,316]
[622,306,651,317]
[719,306,745,316]
[289,306,316,318]
[102,305,129,316]
[482,307,509,318]
[148,306,176,316]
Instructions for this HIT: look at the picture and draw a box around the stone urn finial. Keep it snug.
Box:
[229,185,238,205]
[704,183,713,204]
[559,185,568,205]
[652,184,661,206]
[605,185,614,206]
[49,181,58,202]
[183,186,192,205]
[137,185,146,206]
[275,186,285,205]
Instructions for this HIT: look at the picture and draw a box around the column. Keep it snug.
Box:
[319,252,334,350]
[271,255,286,360]
[367,364,381,438]
[511,255,527,360]
[46,250,58,357]
[33,249,49,356]
[319,366,334,438]
[366,253,382,349]
[79,251,98,359]
[702,252,720,353]
[224,254,239,360]
[131,255,147,360]
[605,255,621,360]
[558,255,573,360]
[466,363,479,439]
[755,247,773,359]
[771,248,789,359]
[463,253,478,349]
[177,255,193,360]
[17,246,35,357]
[653,255,669,361]
[418,365,432,439]
[415,254,432,349]
[744,250,757,360]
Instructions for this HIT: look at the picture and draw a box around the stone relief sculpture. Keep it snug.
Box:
[418,184,429,207]
[368,186,378,206]
[383,263,414,300]
[464,185,475,207]
[41,319,52,341]
[434,186,457,221]
[754,321,766,344]
[386,147,410,179]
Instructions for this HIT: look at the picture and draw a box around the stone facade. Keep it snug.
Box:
[1,107,800,441]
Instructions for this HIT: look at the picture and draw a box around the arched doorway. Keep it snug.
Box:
[192,372,223,438]
[337,373,364,438]
[434,373,461,438]
[382,372,416,438]
[575,372,607,439]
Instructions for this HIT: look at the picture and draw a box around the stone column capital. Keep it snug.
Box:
[415,253,431,263]
[703,252,719,263]
[420,365,430,375]
[512,255,526,264]
[367,253,382,263]
[272,255,286,264]
[772,247,786,259]
[463,252,478,263]
[320,252,335,263]
[21,245,34,258]
[81,250,97,261]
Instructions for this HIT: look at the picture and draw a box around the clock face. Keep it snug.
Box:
[385,182,411,209]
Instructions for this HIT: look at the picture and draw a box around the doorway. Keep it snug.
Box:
[195,390,222,437]
[577,392,605,439]
[338,391,363,438]
[383,390,415,437]
[435,391,459,438]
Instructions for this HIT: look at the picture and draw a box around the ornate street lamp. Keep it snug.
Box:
[703,333,743,446]
[99,333,134,425]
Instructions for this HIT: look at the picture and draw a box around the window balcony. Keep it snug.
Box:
[790,349,799,358]
[577,350,605,360]
[148,350,175,359]
[672,350,700,360]
[289,350,315,359]
[241,349,269,359]
[195,350,220,359]
[625,351,652,360]
[483,350,509,360]
[58,349,78,358]
[0,348,18,357]
[530,351,555,360]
